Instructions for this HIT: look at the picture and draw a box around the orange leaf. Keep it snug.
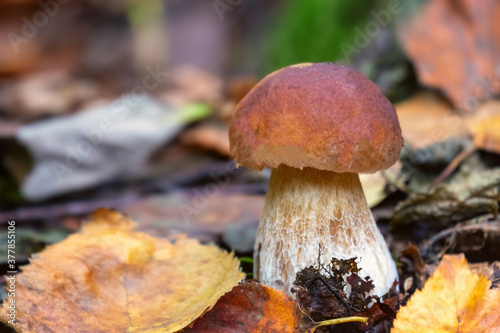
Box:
[400,0,500,109]
[0,208,244,333]
[470,114,500,154]
[185,282,309,333]
[184,282,367,333]
[392,254,500,332]
[395,92,470,148]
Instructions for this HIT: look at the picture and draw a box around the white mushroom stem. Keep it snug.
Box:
[254,164,398,297]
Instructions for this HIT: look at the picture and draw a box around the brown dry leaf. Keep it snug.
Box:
[400,0,500,109]
[400,243,434,291]
[293,258,398,333]
[421,221,500,270]
[180,122,231,156]
[185,282,368,333]
[185,282,312,333]
[392,254,500,333]
[124,191,264,252]
[469,261,500,289]
[159,66,223,109]
[0,208,244,333]
[396,93,500,152]
[228,76,258,105]
[0,70,98,121]
[395,92,470,148]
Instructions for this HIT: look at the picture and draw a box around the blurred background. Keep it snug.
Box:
[0,0,499,307]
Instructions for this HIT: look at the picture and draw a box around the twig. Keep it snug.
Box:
[422,221,500,261]
[314,275,352,315]
[315,316,367,328]
[427,145,476,191]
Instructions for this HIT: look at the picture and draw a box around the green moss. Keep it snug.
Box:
[264,0,377,74]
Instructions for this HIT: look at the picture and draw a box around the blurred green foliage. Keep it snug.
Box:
[263,0,423,103]
[0,176,22,205]
[265,0,377,74]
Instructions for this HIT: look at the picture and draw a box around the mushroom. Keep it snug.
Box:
[229,62,403,297]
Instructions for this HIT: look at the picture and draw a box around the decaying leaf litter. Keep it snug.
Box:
[0,209,244,332]
[0,0,500,332]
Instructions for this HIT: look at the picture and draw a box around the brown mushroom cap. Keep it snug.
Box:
[229,62,403,173]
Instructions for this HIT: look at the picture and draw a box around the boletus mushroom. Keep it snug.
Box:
[229,62,403,297]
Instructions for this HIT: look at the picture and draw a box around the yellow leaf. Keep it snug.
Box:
[0,208,244,333]
[470,114,500,154]
[185,282,304,333]
[392,254,500,333]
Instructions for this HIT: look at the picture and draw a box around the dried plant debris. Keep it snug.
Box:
[392,186,498,227]
[292,257,399,333]
[393,255,500,332]
[185,282,311,333]
[400,0,500,110]
[471,114,500,155]
[421,219,500,263]
[0,209,244,333]
[185,282,368,333]
[401,138,472,176]
[394,92,471,150]
[392,148,500,227]
[397,138,474,194]
[469,261,500,290]
[398,244,438,306]
[399,242,500,311]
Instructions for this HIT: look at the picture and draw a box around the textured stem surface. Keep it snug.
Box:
[254,165,398,297]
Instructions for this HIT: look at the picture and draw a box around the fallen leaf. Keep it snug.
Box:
[395,93,469,149]
[470,114,500,154]
[228,76,258,105]
[0,71,97,121]
[185,282,367,333]
[185,282,310,333]
[469,261,500,289]
[395,94,500,151]
[391,178,499,227]
[400,0,500,109]
[0,208,244,333]
[393,254,500,332]
[393,150,500,226]
[17,97,210,201]
[421,220,500,265]
[400,138,472,180]
[400,243,432,291]
[159,66,223,110]
[293,257,398,333]
[180,121,231,156]
[124,191,264,253]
